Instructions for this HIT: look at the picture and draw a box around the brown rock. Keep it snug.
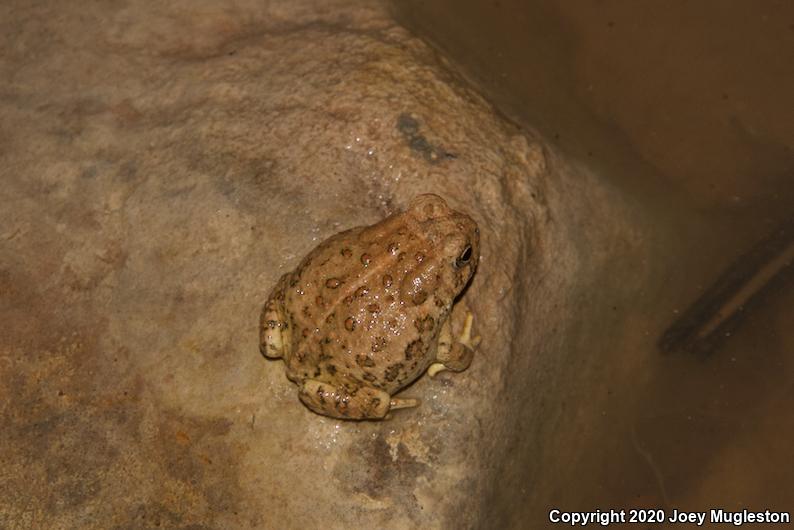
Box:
[0,1,636,528]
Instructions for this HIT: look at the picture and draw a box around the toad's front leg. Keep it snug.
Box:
[298,380,418,420]
[428,312,481,377]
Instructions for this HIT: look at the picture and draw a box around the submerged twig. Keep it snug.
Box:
[659,217,794,356]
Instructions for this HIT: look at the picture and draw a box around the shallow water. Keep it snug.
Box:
[393,1,794,526]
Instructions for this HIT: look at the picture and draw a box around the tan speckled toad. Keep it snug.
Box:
[260,194,480,420]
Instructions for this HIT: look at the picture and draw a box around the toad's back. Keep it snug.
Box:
[260,194,480,419]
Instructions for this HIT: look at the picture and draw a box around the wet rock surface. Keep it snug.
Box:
[0,1,635,528]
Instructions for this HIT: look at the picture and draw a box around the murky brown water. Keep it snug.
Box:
[392,1,794,527]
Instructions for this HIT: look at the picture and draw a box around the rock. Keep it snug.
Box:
[0,1,636,528]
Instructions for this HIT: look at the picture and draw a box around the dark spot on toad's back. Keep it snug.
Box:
[344,317,355,332]
[371,337,387,353]
[413,315,435,333]
[356,354,376,368]
[325,278,341,289]
[384,363,403,382]
[382,274,393,288]
[405,339,424,360]
[355,286,369,298]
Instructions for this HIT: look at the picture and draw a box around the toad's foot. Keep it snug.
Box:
[390,397,420,410]
[429,312,481,377]
[260,273,291,359]
[298,380,417,420]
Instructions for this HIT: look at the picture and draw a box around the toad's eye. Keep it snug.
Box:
[454,245,472,268]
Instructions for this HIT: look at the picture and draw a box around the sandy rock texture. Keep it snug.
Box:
[0,1,636,528]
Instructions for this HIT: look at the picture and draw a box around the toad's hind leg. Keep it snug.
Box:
[428,312,481,377]
[298,380,419,420]
[260,273,291,359]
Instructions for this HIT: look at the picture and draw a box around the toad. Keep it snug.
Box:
[260,194,480,420]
